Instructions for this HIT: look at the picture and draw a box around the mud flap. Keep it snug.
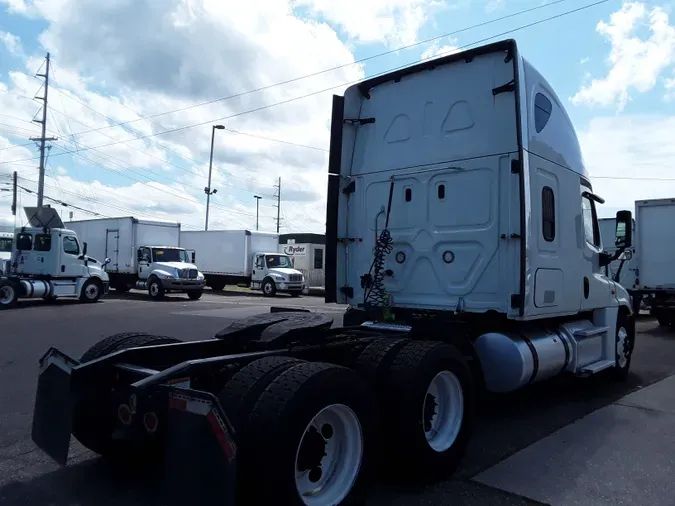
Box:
[162,387,237,506]
[31,348,79,466]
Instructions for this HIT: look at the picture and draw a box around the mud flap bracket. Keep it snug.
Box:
[162,387,238,506]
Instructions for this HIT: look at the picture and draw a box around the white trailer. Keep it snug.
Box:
[0,206,110,309]
[630,198,675,325]
[180,229,306,296]
[31,40,638,506]
[67,217,205,301]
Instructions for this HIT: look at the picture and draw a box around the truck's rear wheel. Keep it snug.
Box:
[73,333,182,459]
[79,278,103,303]
[187,290,203,300]
[0,279,19,309]
[372,341,474,481]
[241,362,377,505]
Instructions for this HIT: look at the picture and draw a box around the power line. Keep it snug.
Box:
[48,0,578,139]
[3,0,612,166]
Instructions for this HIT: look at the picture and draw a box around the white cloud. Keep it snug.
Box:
[291,0,446,46]
[571,1,675,110]
[0,31,22,55]
[420,37,460,60]
[2,0,427,233]
[485,0,505,14]
[579,115,675,215]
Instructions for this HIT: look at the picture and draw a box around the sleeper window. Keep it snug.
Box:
[541,186,555,242]
[534,93,552,133]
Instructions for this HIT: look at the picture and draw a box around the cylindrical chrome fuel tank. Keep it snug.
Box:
[19,279,52,299]
[474,329,571,393]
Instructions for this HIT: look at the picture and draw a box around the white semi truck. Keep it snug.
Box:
[31,40,636,506]
[0,231,11,275]
[180,229,306,296]
[67,217,205,301]
[0,206,110,309]
[629,198,675,326]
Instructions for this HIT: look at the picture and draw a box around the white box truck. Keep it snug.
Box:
[30,40,639,505]
[0,206,110,309]
[180,229,305,296]
[630,198,675,325]
[67,216,205,301]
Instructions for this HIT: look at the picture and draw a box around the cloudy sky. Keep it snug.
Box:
[0,0,674,233]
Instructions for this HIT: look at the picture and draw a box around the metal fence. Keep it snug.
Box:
[299,268,325,288]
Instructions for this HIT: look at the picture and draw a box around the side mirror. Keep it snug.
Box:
[82,242,88,256]
[618,250,633,261]
[615,210,633,249]
[103,257,111,267]
[191,252,196,263]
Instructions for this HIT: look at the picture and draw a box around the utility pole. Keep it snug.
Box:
[11,171,17,216]
[204,124,224,231]
[30,52,57,210]
[273,177,281,233]
[254,195,262,231]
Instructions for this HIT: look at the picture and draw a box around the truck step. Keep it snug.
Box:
[579,359,615,375]
[573,326,609,339]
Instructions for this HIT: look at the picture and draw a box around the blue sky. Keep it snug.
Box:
[1,0,675,232]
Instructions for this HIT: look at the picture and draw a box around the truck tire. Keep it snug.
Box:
[0,279,19,309]
[187,290,203,300]
[354,337,408,383]
[375,341,474,481]
[612,310,636,381]
[241,362,377,506]
[147,276,165,300]
[209,280,226,291]
[73,333,182,458]
[79,278,103,303]
[262,277,277,297]
[218,356,304,437]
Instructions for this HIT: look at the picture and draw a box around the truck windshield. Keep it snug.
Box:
[265,254,293,269]
[152,248,189,263]
[0,238,11,252]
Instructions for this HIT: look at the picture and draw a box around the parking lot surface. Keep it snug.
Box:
[1,291,675,506]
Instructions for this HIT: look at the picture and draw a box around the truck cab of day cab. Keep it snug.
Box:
[136,245,205,299]
[250,252,305,297]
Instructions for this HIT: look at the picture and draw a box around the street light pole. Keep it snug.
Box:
[205,124,225,231]
[254,195,262,230]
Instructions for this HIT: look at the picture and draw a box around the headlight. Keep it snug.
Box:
[271,273,283,279]
[197,272,205,280]
[157,272,176,279]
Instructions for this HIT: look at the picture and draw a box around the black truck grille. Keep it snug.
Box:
[289,274,303,282]
[179,269,199,279]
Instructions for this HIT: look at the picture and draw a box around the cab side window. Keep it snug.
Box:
[581,194,600,248]
[63,236,80,256]
[16,233,32,250]
[255,255,264,268]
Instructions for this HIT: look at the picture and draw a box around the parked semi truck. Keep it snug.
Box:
[0,206,110,309]
[629,198,675,326]
[0,230,11,275]
[180,229,305,296]
[67,217,205,300]
[31,40,636,506]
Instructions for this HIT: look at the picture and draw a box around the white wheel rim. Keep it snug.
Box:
[150,283,158,296]
[0,285,14,304]
[423,371,464,453]
[294,403,363,506]
[264,282,272,294]
[617,326,629,368]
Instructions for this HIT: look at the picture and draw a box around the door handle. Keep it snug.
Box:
[61,265,65,272]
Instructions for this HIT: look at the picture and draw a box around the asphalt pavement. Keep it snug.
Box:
[1,291,674,506]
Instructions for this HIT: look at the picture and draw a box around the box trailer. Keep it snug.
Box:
[631,198,675,324]
[67,217,205,300]
[180,230,305,296]
[31,40,637,506]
